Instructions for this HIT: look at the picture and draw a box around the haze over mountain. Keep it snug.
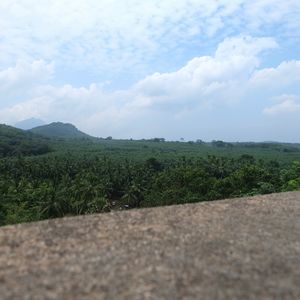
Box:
[15,118,46,130]
[29,122,92,139]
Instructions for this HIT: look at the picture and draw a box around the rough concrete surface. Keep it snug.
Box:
[0,192,300,300]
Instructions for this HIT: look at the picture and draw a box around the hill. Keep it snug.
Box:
[29,122,92,139]
[15,118,45,130]
[0,124,52,157]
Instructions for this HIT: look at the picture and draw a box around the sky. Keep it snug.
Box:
[0,0,300,142]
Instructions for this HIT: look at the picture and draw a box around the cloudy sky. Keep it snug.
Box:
[0,0,300,141]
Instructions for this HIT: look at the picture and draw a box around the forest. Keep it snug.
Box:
[0,123,300,226]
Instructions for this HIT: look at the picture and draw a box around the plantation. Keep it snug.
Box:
[1,124,300,226]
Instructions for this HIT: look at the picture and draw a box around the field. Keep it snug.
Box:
[51,138,300,162]
[1,132,300,226]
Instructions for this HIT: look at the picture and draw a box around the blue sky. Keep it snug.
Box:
[0,0,300,141]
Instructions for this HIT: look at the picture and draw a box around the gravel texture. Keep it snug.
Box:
[0,192,300,300]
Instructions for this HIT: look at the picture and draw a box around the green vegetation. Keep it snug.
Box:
[0,124,52,158]
[1,123,300,226]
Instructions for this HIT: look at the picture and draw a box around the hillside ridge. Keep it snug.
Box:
[0,123,51,157]
[29,122,92,139]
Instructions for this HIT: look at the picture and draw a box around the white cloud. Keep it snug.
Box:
[0,1,298,141]
[0,0,299,76]
[130,36,277,108]
[0,0,226,71]
[250,60,300,88]
[0,34,299,140]
[263,95,300,115]
[215,36,278,58]
[0,60,53,95]
[243,0,300,31]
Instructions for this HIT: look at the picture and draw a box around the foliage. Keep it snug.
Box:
[0,124,52,158]
[1,126,300,226]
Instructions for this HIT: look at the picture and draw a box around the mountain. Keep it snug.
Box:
[0,124,51,157]
[29,122,92,139]
[15,118,46,130]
